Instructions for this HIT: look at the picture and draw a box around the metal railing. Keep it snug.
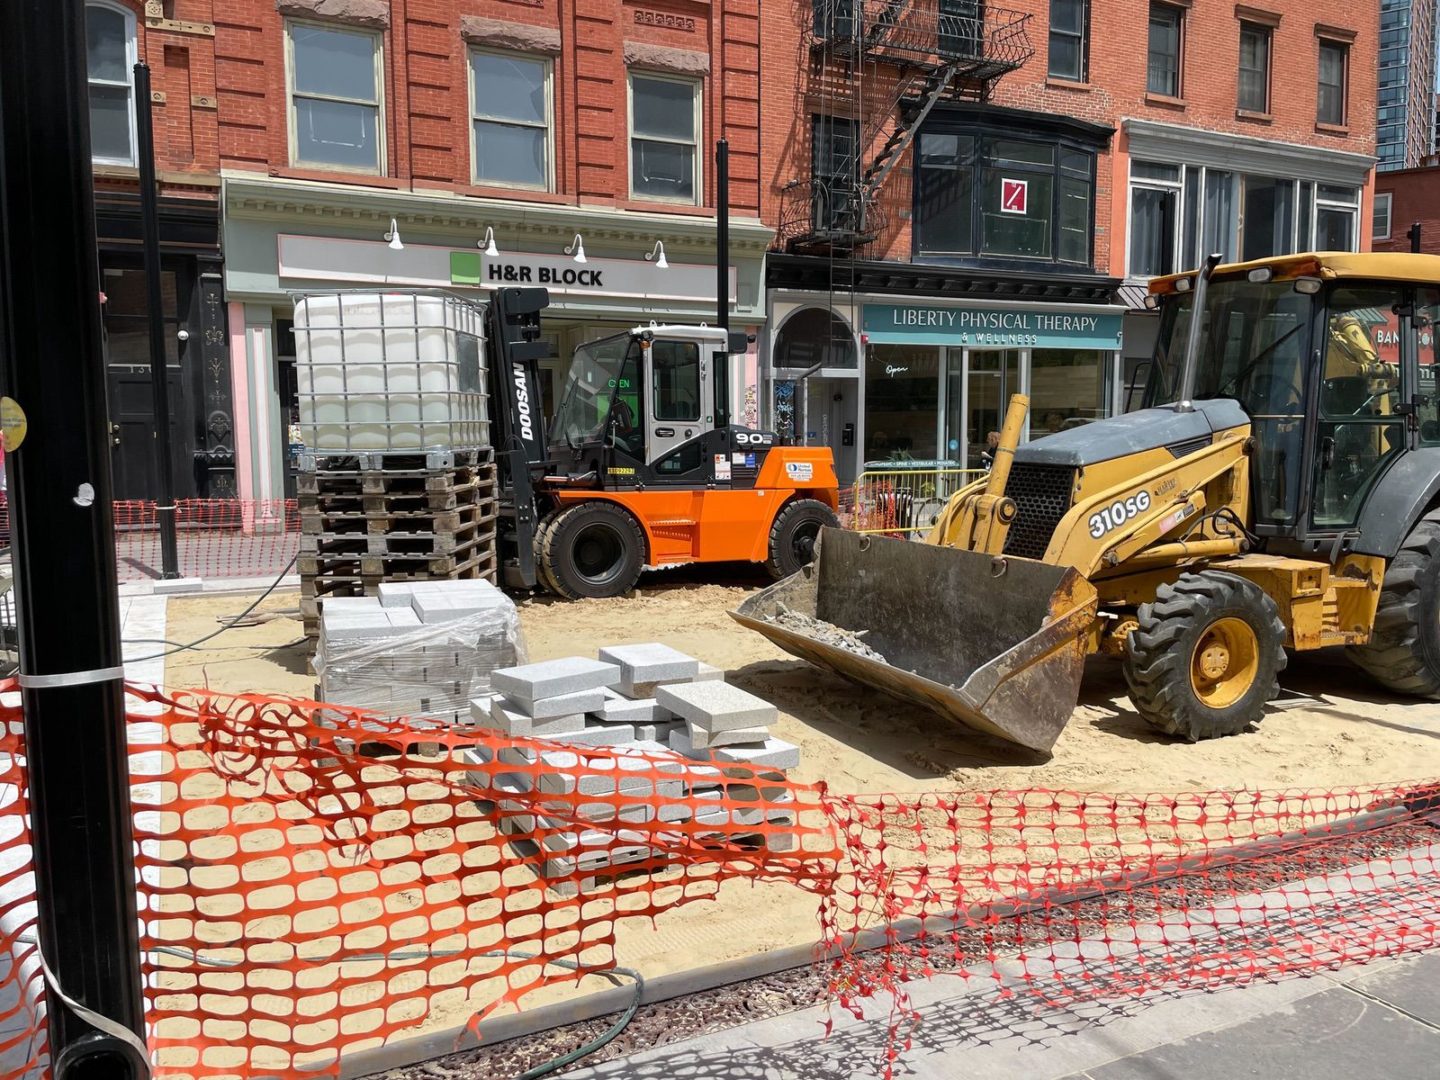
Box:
[840,466,983,536]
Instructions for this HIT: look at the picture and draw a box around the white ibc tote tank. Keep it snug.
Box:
[292,291,490,453]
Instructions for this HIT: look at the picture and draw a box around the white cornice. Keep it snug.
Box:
[1122,119,1376,186]
[220,172,774,253]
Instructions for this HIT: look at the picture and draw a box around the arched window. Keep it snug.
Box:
[85,1,138,166]
[774,307,856,370]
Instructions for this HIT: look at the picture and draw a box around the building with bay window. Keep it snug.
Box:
[759,0,1378,481]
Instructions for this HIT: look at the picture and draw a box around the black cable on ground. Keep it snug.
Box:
[122,554,299,662]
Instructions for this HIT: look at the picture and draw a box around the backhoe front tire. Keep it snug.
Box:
[765,499,839,579]
[1123,571,1286,741]
[537,502,646,600]
[1348,511,1440,697]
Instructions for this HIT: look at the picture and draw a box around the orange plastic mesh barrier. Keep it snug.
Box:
[0,499,300,582]
[0,683,835,1078]
[818,786,1440,1063]
[1,683,1439,1078]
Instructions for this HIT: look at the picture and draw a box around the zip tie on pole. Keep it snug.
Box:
[36,943,151,1075]
[19,666,126,689]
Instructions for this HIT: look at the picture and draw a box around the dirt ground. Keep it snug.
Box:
[157,563,1440,1046]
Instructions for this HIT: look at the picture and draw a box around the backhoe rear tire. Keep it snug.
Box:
[765,499,839,579]
[537,502,646,600]
[1123,571,1286,741]
[1347,510,1440,698]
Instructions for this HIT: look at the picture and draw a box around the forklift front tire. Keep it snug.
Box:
[538,502,646,600]
[766,499,839,580]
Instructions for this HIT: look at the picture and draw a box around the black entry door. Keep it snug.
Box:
[101,262,198,502]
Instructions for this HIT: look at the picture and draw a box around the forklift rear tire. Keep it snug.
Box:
[1123,571,1286,741]
[1348,509,1440,698]
[538,502,646,600]
[765,499,839,579]
[533,509,565,596]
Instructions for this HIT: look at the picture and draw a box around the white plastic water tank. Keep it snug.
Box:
[293,291,491,453]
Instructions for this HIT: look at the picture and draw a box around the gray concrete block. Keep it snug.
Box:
[153,576,204,594]
[549,724,637,747]
[683,719,771,749]
[594,695,672,724]
[493,657,621,702]
[599,643,700,685]
[656,681,778,732]
[668,730,799,769]
[486,699,586,738]
[535,747,686,799]
[377,581,417,608]
[633,720,684,743]
[319,596,384,615]
[694,662,724,682]
[519,688,607,719]
[617,675,694,699]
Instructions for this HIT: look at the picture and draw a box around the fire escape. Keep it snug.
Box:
[779,0,1035,255]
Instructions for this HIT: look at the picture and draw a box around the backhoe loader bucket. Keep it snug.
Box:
[731,528,1098,753]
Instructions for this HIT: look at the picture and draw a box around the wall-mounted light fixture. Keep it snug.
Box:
[479,227,499,257]
[384,218,403,251]
[645,240,668,269]
[564,233,587,264]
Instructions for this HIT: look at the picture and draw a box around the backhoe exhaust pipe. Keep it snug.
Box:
[1176,252,1223,413]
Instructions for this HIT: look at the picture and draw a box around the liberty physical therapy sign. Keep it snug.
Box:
[863,303,1125,350]
[277,235,737,304]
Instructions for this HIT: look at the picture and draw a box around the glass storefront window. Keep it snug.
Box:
[865,344,939,462]
[1030,349,1108,435]
[773,306,857,369]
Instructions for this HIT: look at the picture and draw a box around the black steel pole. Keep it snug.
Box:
[1409,221,1422,254]
[134,62,180,579]
[716,139,730,334]
[0,1,149,1076]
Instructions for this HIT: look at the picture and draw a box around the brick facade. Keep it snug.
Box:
[761,0,1379,278]
[1373,166,1440,253]
[212,0,761,216]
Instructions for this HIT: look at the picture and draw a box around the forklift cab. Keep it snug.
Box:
[550,324,774,488]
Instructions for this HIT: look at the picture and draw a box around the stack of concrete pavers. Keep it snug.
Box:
[466,645,800,893]
[314,578,522,727]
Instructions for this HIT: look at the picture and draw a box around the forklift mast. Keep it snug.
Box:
[484,286,553,589]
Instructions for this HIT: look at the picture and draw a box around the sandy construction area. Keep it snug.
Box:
[154,565,1440,1054]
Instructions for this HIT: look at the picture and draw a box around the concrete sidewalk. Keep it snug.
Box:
[568,844,1440,1080]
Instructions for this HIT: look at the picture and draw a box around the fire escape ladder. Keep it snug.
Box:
[860,61,959,199]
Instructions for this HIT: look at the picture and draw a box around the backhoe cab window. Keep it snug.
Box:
[652,340,702,422]
[1416,290,1440,446]
[550,334,641,449]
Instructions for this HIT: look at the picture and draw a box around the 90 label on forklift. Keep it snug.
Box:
[1088,490,1151,538]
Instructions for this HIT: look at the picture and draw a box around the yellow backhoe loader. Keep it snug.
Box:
[735,252,1440,752]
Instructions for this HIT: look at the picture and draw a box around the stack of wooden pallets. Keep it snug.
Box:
[298,448,499,638]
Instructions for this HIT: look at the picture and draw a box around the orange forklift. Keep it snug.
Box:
[485,294,840,599]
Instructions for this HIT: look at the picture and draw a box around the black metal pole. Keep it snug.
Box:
[715,139,730,334]
[134,62,180,579]
[1409,221,1422,253]
[0,1,149,1076]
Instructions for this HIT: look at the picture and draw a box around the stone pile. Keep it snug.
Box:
[466,644,800,894]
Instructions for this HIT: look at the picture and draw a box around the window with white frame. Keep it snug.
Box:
[470,50,551,189]
[286,21,384,173]
[629,73,700,203]
[1373,192,1393,241]
[85,1,138,166]
[1128,159,1360,278]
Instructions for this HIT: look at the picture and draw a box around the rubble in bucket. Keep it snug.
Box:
[312,579,525,727]
[466,643,800,894]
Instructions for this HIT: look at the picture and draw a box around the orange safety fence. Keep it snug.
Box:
[0,685,1438,1078]
[0,499,302,582]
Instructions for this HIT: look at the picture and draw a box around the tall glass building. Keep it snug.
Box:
[1378,0,1438,171]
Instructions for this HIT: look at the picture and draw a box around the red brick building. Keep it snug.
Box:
[758,0,1379,478]
[112,0,774,507]
[1372,165,1440,254]
[85,0,236,500]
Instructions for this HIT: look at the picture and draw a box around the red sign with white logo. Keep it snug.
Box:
[1000,178,1028,215]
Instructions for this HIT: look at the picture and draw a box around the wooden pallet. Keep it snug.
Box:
[300,519,492,558]
[300,550,497,596]
[299,498,496,537]
[298,530,496,578]
[298,482,490,515]
[299,447,492,474]
[297,463,496,499]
